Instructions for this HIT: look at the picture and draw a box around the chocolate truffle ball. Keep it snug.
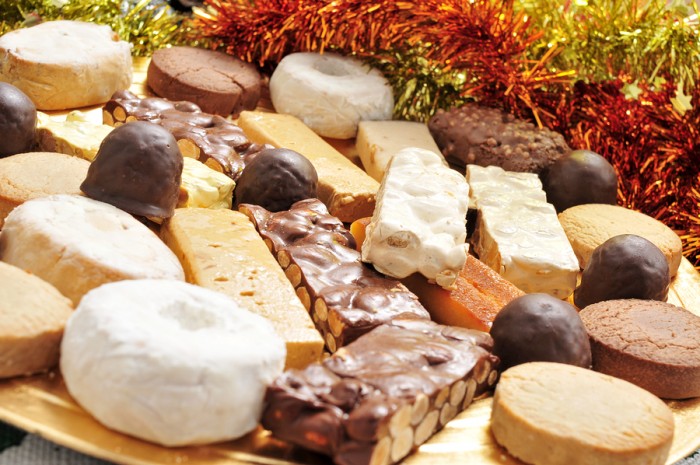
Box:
[574,234,670,309]
[543,149,617,212]
[234,148,317,212]
[491,294,592,371]
[0,83,36,157]
[81,121,183,218]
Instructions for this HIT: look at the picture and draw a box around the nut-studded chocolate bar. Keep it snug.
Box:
[103,90,267,180]
[262,318,500,465]
[240,199,430,352]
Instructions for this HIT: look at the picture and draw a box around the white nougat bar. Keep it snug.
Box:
[466,165,579,299]
[362,148,469,289]
[356,120,443,181]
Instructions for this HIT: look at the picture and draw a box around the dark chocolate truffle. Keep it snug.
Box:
[491,293,592,370]
[542,149,617,212]
[234,148,317,212]
[81,121,183,218]
[0,83,36,158]
[574,234,670,309]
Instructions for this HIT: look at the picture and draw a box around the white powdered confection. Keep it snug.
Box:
[362,148,469,289]
[356,120,443,181]
[467,165,579,299]
[0,21,132,110]
[60,279,286,447]
[0,195,184,304]
[269,52,393,139]
[180,157,235,209]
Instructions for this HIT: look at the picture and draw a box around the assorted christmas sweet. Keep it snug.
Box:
[0,2,697,465]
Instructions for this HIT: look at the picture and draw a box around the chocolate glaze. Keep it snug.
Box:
[104,90,267,180]
[543,149,618,212]
[428,104,569,174]
[574,234,670,309]
[81,121,183,218]
[0,83,36,157]
[242,199,430,348]
[263,319,498,465]
[491,293,592,370]
[234,148,318,212]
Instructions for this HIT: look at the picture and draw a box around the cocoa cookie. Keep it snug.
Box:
[428,104,570,174]
[147,46,261,116]
[491,362,674,465]
[558,203,683,277]
[580,299,700,399]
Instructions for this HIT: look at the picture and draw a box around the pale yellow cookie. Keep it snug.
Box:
[0,261,73,378]
[0,152,89,228]
[558,204,682,276]
[491,362,674,465]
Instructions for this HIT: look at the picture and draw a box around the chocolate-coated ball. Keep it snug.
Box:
[543,149,617,212]
[574,234,670,309]
[81,121,183,218]
[235,148,317,212]
[0,83,36,157]
[491,294,592,371]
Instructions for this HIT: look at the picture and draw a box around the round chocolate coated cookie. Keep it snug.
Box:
[147,46,261,116]
[580,299,700,399]
[81,121,183,218]
[543,149,617,212]
[234,148,317,212]
[0,83,36,158]
[491,293,591,370]
[574,234,670,309]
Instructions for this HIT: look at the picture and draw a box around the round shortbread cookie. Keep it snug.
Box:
[0,194,184,305]
[491,362,674,465]
[0,152,89,228]
[0,261,73,378]
[580,299,700,399]
[0,21,132,110]
[558,204,682,276]
[147,46,261,116]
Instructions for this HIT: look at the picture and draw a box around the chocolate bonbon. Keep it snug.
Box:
[234,148,318,212]
[81,121,183,219]
[543,149,618,212]
[263,318,499,465]
[574,234,670,309]
[491,294,592,370]
[0,82,36,158]
[103,90,267,180]
[240,199,430,352]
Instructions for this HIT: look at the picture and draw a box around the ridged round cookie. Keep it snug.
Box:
[491,362,674,465]
[0,261,73,378]
[558,204,682,276]
[580,299,700,399]
[0,152,90,228]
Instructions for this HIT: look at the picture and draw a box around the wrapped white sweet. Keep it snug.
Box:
[362,148,469,289]
[466,165,579,299]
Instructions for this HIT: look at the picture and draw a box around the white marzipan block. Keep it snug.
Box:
[362,148,469,289]
[467,165,579,299]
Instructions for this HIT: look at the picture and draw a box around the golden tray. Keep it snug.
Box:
[1,58,700,465]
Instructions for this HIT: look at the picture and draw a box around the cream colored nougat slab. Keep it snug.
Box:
[36,111,114,161]
[362,148,469,289]
[238,111,378,222]
[467,165,578,299]
[356,120,442,181]
[161,208,324,369]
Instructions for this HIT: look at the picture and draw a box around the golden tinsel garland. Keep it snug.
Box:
[0,0,204,56]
